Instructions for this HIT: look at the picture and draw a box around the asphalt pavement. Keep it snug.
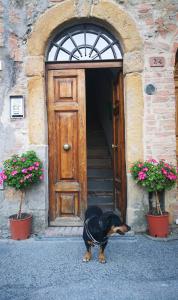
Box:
[0,234,178,300]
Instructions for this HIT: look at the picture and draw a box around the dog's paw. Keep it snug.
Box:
[82,257,90,262]
[83,252,92,262]
[99,258,106,263]
[99,254,106,264]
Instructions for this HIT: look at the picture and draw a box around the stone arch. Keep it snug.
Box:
[27,1,142,56]
[26,0,144,228]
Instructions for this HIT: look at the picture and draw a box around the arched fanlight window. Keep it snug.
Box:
[47,24,122,62]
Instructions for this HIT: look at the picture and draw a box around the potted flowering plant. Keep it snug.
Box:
[130,159,177,237]
[0,150,43,240]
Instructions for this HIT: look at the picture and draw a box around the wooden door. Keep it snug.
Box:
[47,69,87,225]
[112,72,126,221]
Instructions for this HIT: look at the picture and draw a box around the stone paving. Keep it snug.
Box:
[0,234,178,300]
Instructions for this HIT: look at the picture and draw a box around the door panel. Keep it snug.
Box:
[112,72,126,221]
[56,112,78,179]
[47,69,87,224]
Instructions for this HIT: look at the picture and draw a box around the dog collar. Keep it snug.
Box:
[84,217,108,247]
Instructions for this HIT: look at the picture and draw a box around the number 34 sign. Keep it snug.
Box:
[149,57,165,67]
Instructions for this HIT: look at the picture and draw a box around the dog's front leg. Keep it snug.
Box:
[99,243,107,263]
[83,241,92,262]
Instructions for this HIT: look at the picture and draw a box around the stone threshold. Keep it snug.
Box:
[34,226,135,240]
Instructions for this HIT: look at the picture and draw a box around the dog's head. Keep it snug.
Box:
[99,212,131,236]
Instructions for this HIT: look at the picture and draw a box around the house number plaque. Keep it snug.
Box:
[149,57,165,67]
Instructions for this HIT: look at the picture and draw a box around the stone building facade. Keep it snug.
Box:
[0,0,178,234]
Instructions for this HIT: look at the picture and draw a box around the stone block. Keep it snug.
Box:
[123,51,144,74]
[25,56,44,77]
[124,73,144,164]
[27,76,47,145]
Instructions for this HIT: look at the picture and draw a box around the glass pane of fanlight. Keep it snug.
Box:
[73,33,84,46]
[86,33,97,45]
[62,39,75,52]
[95,37,108,51]
[48,46,57,61]
[113,45,122,59]
[57,50,70,61]
[101,48,114,60]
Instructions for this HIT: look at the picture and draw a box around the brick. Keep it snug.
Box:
[137,4,151,13]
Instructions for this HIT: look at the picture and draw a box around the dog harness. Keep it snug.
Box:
[84,217,108,247]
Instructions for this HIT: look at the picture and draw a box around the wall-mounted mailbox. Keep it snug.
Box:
[10,95,24,119]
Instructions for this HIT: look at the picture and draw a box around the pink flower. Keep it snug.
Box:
[24,174,32,180]
[167,173,177,181]
[164,163,171,169]
[138,164,143,168]
[147,159,158,164]
[11,170,18,176]
[13,160,17,163]
[161,168,167,175]
[34,167,38,170]
[21,158,26,162]
[28,166,34,171]
[142,167,148,172]
[0,171,7,183]
[40,175,44,180]
[34,162,40,167]
[19,179,24,183]
[138,171,147,180]
[22,168,28,174]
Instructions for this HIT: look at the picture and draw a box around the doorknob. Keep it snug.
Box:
[63,144,71,151]
[112,144,118,149]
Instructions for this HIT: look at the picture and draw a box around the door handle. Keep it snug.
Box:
[63,144,71,151]
[112,144,118,149]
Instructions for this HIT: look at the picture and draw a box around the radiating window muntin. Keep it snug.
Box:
[47,24,122,62]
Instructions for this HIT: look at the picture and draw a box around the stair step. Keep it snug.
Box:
[87,148,109,155]
[88,195,113,205]
[88,203,114,212]
[87,168,113,178]
[88,179,113,191]
[88,158,112,168]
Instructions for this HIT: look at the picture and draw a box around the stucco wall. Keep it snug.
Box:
[0,0,178,235]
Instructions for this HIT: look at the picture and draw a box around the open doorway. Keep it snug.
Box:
[47,64,126,225]
[86,69,114,212]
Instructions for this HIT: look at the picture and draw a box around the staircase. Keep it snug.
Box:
[87,123,114,212]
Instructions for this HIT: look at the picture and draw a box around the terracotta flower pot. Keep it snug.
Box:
[9,213,32,240]
[146,213,169,238]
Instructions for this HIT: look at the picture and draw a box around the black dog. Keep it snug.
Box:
[83,206,131,263]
